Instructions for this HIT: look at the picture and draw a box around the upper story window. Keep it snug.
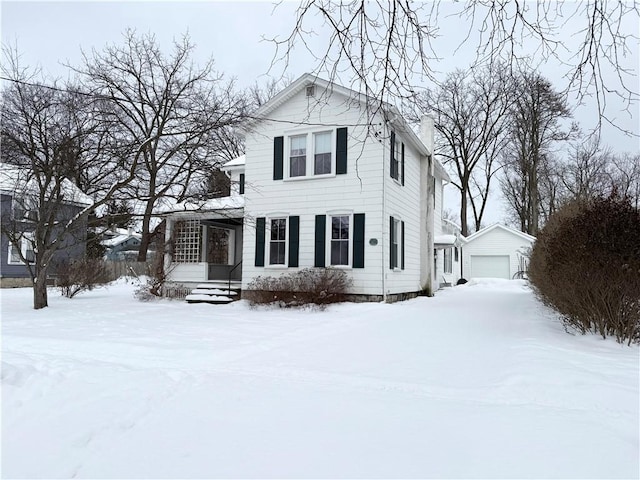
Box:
[289,135,307,177]
[273,128,348,181]
[390,131,404,185]
[314,132,332,175]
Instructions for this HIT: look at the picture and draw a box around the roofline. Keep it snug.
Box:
[465,223,537,243]
[245,73,432,158]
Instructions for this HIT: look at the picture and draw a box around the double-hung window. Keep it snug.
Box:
[269,218,287,265]
[330,215,350,266]
[8,232,35,265]
[389,216,405,270]
[391,137,401,180]
[289,135,307,177]
[274,128,347,180]
[314,131,332,175]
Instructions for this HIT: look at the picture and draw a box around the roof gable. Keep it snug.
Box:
[465,223,536,243]
[249,73,432,157]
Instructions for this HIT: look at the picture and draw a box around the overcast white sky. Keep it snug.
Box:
[2,1,638,225]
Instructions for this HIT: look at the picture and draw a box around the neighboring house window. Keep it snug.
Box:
[239,173,245,195]
[269,218,287,265]
[314,131,332,175]
[12,198,38,222]
[444,248,453,274]
[330,215,350,266]
[8,232,35,265]
[389,216,405,270]
[289,135,307,177]
[173,220,201,263]
[454,246,459,262]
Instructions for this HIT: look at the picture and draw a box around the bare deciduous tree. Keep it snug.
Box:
[500,71,576,235]
[0,48,143,309]
[273,1,638,131]
[72,30,247,261]
[406,65,511,236]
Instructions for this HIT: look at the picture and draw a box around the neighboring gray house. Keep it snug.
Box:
[0,164,93,287]
[101,228,143,261]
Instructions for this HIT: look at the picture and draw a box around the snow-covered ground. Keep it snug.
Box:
[2,279,638,479]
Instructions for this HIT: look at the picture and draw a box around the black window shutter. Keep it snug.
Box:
[401,221,405,270]
[389,215,395,269]
[273,136,284,180]
[255,217,266,267]
[288,215,299,267]
[390,131,395,179]
[239,173,245,194]
[353,213,365,268]
[314,215,326,267]
[336,127,348,174]
[401,143,405,186]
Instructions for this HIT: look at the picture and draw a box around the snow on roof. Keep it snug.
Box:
[465,223,536,243]
[0,163,93,206]
[222,155,245,169]
[434,234,457,246]
[101,232,142,247]
[157,195,245,215]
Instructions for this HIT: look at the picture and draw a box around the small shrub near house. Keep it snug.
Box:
[56,258,112,298]
[528,193,640,345]
[243,268,353,309]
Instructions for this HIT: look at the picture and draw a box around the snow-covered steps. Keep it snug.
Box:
[185,282,241,304]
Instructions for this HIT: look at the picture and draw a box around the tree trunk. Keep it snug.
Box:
[33,271,48,309]
[136,200,155,262]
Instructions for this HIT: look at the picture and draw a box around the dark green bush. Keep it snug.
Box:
[243,267,353,308]
[528,194,640,344]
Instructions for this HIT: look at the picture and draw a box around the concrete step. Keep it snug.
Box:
[185,294,235,304]
[190,288,238,296]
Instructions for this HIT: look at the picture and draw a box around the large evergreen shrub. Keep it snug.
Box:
[528,194,640,344]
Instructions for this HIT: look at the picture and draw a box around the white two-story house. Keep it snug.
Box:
[162,73,447,302]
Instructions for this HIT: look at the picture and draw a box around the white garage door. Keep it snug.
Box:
[470,255,510,279]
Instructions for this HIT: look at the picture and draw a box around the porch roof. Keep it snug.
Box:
[157,195,244,218]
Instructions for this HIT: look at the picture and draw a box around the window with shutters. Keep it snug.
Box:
[289,135,307,177]
[330,215,350,266]
[315,213,365,269]
[391,136,401,181]
[275,128,347,180]
[269,218,287,265]
[389,216,404,270]
[314,131,332,175]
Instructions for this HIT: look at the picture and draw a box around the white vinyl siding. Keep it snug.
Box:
[463,225,536,280]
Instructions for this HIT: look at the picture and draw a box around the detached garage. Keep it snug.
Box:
[462,224,536,280]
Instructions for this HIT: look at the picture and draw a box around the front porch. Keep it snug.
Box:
[167,216,244,284]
